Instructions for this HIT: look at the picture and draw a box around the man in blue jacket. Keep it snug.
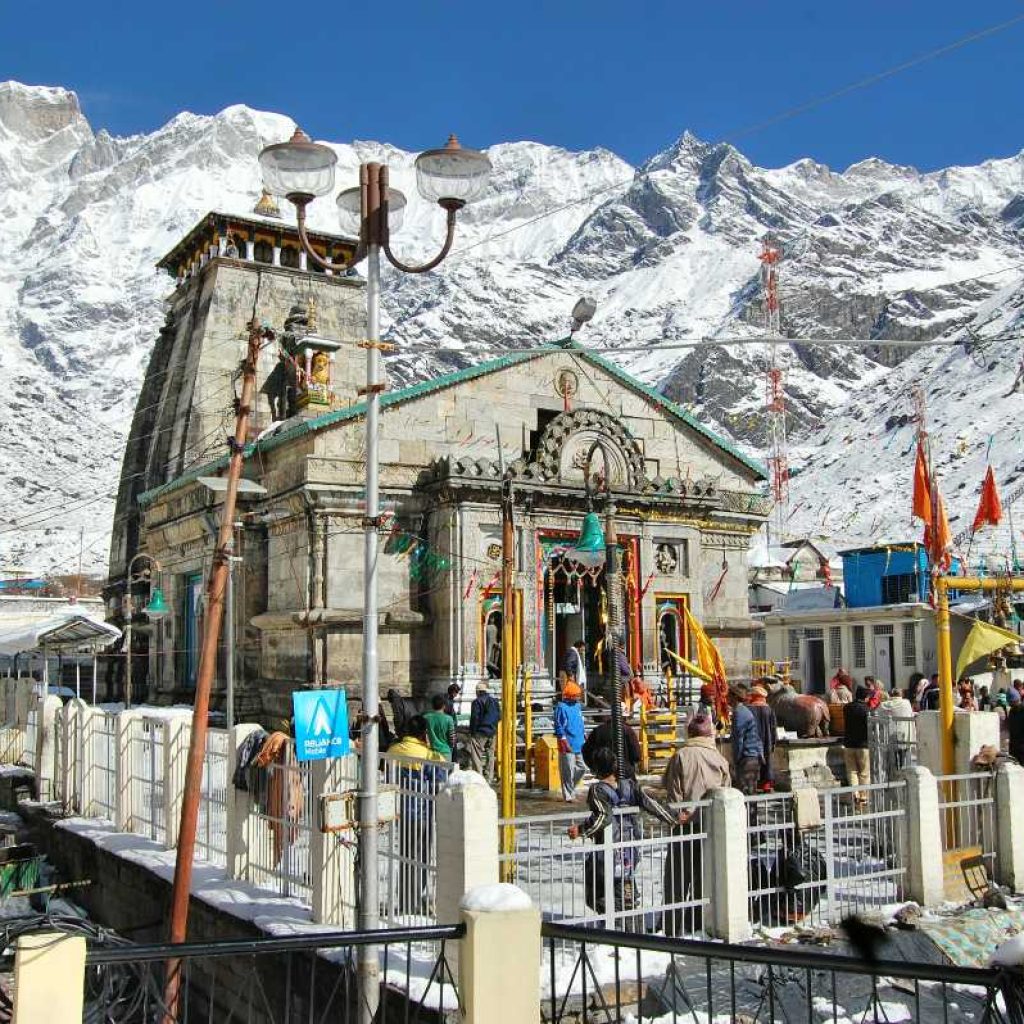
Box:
[554,681,586,801]
[469,682,500,783]
[729,684,763,796]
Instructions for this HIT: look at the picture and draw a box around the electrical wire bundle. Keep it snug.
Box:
[0,912,165,1023]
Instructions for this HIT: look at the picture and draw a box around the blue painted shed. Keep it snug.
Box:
[840,542,961,608]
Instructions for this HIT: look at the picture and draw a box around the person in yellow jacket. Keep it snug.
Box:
[386,715,448,913]
[389,715,446,762]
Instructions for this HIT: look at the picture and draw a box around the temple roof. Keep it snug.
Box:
[138,339,767,507]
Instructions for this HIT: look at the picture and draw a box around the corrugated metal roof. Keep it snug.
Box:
[139,339,766,506]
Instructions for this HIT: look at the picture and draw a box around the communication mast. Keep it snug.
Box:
[760,235,788,543]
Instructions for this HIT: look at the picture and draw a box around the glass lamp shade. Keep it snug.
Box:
[336,185,407,237]
[144,587,170,619]
[259,128,337,199]
[564,512,607,570]
[415,134,491,207]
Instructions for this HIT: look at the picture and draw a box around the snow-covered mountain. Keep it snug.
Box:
[1,80,1022,574]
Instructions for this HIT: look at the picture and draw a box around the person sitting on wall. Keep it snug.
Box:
[863,676,883,710]
[828,669,854,704]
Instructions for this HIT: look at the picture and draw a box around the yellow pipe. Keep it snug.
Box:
[523,668,533,787]
[935,577,954,775]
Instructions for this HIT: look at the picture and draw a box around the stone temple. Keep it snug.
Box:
[105,202,770,721]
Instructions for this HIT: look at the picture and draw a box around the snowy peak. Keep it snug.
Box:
[0,81,1023,574]
[0,81,89,145]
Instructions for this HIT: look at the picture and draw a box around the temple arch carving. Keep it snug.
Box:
[520,408,646,490]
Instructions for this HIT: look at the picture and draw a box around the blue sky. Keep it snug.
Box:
[3,1,1023,171]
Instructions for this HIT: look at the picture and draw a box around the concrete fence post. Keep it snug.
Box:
[59,700,82,811]
[995,762,1024,893]
[35,695,62,802]
[459,885,540,1024]
[435,777,500,928]
[163,717,191,848]
[115,710,143,832]
[13,678,33,730]
[901,765,943,906]
[226,724,264,880]
[13,932,86,1024]
[78,705,104,817]
[707,787,750,942]
[310,754,358,926]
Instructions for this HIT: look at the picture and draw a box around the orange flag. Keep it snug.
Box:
[972,465,1003,532]
[912,441,932,524]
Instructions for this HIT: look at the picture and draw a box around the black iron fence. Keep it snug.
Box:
[72,924,463,1023]
[541,921,1024,1023]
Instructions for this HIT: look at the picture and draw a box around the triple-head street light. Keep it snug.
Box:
[258,127,491,1023]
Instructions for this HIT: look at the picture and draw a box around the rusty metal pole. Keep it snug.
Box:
[162,317,269,1021]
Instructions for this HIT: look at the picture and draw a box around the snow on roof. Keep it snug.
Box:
[0,609,119,655]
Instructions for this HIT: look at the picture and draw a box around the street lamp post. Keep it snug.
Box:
[123,552,168,709]
[258,128,491,1023]
[583,440,626,779]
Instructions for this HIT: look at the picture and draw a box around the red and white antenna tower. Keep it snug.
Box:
[760,235,788,542]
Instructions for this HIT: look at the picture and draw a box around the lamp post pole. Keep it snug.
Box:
[584,440,626,779]
[123,552,164,710]
[258,129,491,1024]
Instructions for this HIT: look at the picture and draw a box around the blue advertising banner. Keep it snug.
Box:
[292,688,351,762]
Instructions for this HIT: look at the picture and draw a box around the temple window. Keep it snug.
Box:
[280,246,301,269]
[253,240,274,264]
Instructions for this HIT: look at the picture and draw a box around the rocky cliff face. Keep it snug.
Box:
[0,80,1022,572]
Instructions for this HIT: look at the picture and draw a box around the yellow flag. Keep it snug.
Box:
[683,606,729,720]
[955,618,1022,679]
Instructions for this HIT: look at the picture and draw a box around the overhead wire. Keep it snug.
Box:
[22,14,1024,573]
[445,12,1024,264]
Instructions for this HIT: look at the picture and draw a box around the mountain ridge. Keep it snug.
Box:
[1,80,1022,574]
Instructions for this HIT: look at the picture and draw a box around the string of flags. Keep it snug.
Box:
[384,525,452,582]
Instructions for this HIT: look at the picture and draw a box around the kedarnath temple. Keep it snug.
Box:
[105,196,771,721]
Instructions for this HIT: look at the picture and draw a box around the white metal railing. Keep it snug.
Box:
[498,800,711,936]
[244,744,314,900]
[195,728,229,867]
[379,755,453,926]
[21,707,37,772]
[936,772,998,882]
[868,713,917,783]
[57,703,81,813]
[128,717,167,844]
[746,782,908,930]
[86,711,118,820]
[0,724,24,765]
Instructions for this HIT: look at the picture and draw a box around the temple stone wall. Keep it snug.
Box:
[135,325,767,714]
[108,256,364,585]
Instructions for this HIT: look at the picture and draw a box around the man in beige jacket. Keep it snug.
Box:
[661,715,731,935]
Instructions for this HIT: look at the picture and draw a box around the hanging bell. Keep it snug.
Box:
[566,511,606,570]
[144,587,170,619]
